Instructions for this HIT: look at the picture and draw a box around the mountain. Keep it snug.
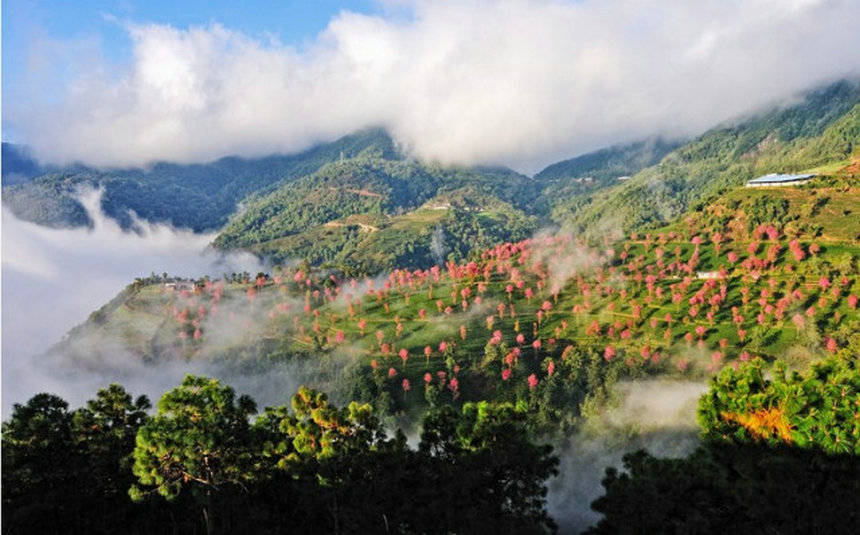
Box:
[212,79,860,271]
[1,129,398,231]
[230,189,538,274]
[5,79,860,274]
[553,79,860,236]
[534,137,681,191]
[1,143,55,185]
[2,129,545,272]
[210,135,687,273]
[212,155,542,271]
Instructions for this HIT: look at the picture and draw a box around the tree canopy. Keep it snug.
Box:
[4,376,559,535]
[588,354,860,534]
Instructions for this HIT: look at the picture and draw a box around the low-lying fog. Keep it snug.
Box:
[1,190,265,413]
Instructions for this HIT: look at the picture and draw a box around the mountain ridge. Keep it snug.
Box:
[4,79,859,276]
[1,128,398,231]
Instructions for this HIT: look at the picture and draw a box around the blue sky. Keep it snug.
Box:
[3,0,860,171]
[3,0,380,56]
[2,0,381,140]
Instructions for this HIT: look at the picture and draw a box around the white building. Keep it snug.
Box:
[745,173,815,187]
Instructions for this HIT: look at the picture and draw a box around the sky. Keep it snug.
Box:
[4,0,860,173]
[1,0,381,139]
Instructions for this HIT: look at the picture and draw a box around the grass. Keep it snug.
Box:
[799,159,852,175]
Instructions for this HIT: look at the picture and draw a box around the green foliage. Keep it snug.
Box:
[417,402,560,534]
[589,354,860,534]
[558,80,860,237]
[2,386,168,535]
[4,380,560,535]
[2,394,80,532]
[131,375,258,503]
[73,384,151,489]
[745,196,791,231]
[277,386,389,469]
[699,356,860,453]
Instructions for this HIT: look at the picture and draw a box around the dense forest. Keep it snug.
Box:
[5,352,859,534]
[590,355,860,534]
[2,378,558,535]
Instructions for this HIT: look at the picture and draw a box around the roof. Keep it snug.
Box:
[746,173,815,185]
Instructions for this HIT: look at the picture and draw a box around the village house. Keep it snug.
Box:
[164,280,197,292]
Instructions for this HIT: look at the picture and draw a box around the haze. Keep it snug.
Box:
[1,190,264,412]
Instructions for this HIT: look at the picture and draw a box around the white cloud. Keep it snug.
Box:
[1,189,265,412]
[8,0,860,173]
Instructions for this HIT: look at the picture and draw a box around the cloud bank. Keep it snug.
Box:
[8,0,860,172]
[1,189,265,412]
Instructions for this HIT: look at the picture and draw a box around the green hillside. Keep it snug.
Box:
[49,166,860,431]
[534,137,680,202]
[212,157,542,270]
[555,80,860,237]
[241,192,537,274]
[2,128,398,231]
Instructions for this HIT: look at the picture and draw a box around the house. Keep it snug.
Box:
[164,280,197,292]
[745,173,815,187]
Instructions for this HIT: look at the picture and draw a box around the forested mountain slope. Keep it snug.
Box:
[212,156,541,272]
[2,129,398,231]
[553,79,860,237]
[534,137,680,200]
[1,143,55,185]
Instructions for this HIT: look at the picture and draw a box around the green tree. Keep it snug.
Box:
[130,375,258,535]
[71,384,152,532]
[419,401,559,534]
[2,393,78,533]
[257,386,403,534]
[699,356,860,453]
[589,355,860,534]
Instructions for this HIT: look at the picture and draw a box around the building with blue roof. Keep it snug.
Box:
[745,173,815,187]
